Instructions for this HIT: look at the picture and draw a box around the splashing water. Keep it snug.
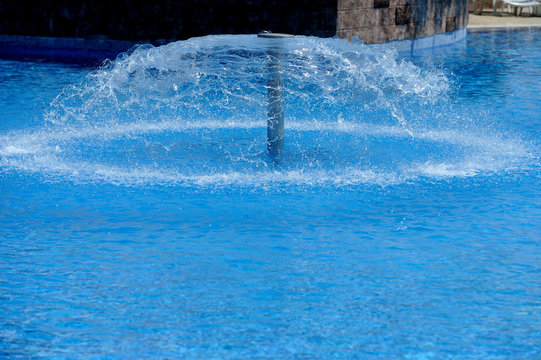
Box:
[0,35,532,187]
[1,32,540,360]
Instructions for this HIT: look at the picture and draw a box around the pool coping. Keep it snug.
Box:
[467,25,541,32]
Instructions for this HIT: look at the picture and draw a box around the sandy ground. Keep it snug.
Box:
[468,12,541,28]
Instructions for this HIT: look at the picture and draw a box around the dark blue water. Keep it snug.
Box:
[1,31,539,359]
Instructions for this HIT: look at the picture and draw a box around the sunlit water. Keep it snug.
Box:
[1,30,539,359]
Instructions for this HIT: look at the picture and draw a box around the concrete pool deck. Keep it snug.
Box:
[468,13,541,28]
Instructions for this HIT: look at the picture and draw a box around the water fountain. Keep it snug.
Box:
[1,34,527,187]
[257,31,294,159]
[0,30,539,359]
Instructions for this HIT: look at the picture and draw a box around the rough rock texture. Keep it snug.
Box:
[0,1,467,44]
[337,0,469,43]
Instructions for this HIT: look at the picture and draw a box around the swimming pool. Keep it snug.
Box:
[0,29,539,359]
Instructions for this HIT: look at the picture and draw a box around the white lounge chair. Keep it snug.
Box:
[492,0,541,16]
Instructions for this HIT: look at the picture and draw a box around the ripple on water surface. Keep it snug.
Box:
[0,33,540,359]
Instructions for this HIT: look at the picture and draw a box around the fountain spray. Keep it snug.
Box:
[258,31,294,159]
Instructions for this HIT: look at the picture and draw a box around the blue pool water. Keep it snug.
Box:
[0,30,540,359]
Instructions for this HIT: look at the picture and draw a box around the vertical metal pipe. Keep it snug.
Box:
[266,45,285,158]
[258,32,293,158]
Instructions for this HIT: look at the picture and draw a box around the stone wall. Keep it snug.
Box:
[0,1,468,45]
[337,0,469,43]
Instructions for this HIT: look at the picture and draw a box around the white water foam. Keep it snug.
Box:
[0,35,535,187]
[0,120,532,187]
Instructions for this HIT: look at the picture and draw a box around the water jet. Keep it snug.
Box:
[0,30,539,359]
[258,32,294,159]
